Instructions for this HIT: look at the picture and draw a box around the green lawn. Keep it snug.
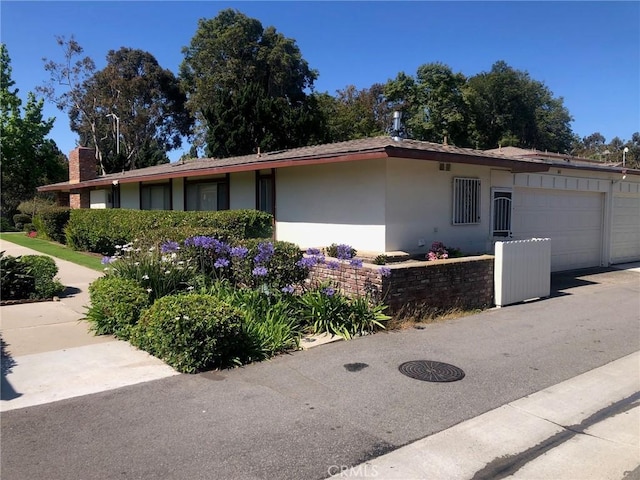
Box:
[0,233,104,271]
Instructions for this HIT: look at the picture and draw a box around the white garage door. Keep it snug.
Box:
[513,188,604,272]
[611,194,640,264]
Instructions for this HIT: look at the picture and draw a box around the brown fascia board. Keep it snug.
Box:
[38,150,389,192]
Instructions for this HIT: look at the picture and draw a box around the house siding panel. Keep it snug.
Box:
[120,183,139,209]
[230,171,255,210]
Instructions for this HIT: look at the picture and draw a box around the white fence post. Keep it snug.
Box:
[494,238,551,307]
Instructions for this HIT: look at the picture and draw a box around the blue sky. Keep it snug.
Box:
[2,1,639,161]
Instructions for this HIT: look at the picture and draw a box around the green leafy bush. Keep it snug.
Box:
[12,213,32,230]
[325,243,357,259]
[33,208,70,243]
[232,239,306,290]
[130,293,246,373]
[86,277,150,339]
[17,197,57,217]
[0,252,35,299]
[0,217,17,232]
[65,209,273,255]
[373,254,387,265]
[19,255,64,299]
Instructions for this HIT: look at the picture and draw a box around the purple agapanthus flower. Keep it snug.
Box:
[306,247,321,256]
[230,246,249,259]
[101,256,115,265]
[379,266,391,277]
[214,258,230,269]
[349,258,363,268]
[252,266,268,277]
[160,240,180,254]
[327,260,341,270]
[321,286,335,297]
[254,242,275,264]
[281,285,295,294]
[335,244,354,260]
[296,256,318,269]
[184,235,217,249]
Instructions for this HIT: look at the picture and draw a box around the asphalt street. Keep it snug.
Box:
[1,266,639,480]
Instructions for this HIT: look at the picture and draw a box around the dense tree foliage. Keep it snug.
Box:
[313,83,391,142]
[1,44,67,218]
[383,61,574,152]
[572,131,639,168]
[179,9,322,158]
[385,63,469,145]
[41,38,191,173]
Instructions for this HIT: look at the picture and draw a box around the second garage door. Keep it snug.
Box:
[512,188,604,272]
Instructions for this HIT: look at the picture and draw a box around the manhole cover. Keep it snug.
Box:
[398,360,465,382]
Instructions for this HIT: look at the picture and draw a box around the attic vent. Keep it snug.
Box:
[439,163,451,171]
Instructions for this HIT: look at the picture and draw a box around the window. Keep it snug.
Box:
[141,184,171,210]
[452,177,481,225]
[491,188,512,237]
[111,184,121,209]
[185,178,229,211]
[256,170,275,215]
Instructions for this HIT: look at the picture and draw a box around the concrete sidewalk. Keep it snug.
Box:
[0,238,178,412]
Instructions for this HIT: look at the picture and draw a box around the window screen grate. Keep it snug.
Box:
[453,178,481,225]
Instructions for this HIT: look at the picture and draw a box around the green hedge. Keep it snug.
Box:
[65,209,273,255]
[33,208,70,243]
[0,253,63,300]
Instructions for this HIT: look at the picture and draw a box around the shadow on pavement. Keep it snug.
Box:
[60,286,82,298]
[550,266,619,297]
[1,335,22,400]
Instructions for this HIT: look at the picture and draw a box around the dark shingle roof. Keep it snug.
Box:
[39,136,635,192]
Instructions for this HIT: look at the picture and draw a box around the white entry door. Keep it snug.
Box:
[512,188,604,272]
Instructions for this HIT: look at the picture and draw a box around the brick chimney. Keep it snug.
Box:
[69,147,97,184]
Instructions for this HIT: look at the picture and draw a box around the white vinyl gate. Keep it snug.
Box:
[494,238,551,307]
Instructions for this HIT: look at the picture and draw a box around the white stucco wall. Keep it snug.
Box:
[230,171,255,209]
[385,158,497,254]
[120,183,139,209]
[275,160,387,252]
[89,189,109,209]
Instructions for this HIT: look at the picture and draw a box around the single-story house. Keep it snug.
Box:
[38,136,640,272]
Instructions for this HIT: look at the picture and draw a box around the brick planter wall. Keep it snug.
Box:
[309,255,494,314]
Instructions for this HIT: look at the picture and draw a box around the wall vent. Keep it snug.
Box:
[439,163,451,171]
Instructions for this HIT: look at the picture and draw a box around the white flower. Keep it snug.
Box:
[146,288,152,293]
[103,267,109,271]
[142,274,149,280]
[183,315,190,320]
[187,286,194,291]
[134,262,140,266]
[164,270,171,274]
[178,261,184,265]
[115,245,122,249]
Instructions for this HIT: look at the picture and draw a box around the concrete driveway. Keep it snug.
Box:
[0,238,178,411]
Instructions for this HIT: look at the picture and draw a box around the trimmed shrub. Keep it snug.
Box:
[0,253,35,299]
[65,209,273,255]
[130,293,246,373]
[0,217,17,232]
[19,255,64,299]
[33,208,70,243]
[86,277,150,339]
[12,213,32,231]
